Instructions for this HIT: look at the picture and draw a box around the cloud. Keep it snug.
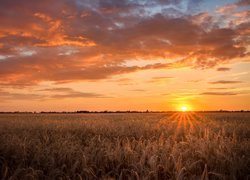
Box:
[39,88,107,99]
[201,92,237,95]
[50,93,104,99]
[236,0,250,6]
[208,87,235,90]
[0,87,107,101]
[0,49,177,87]
[0,90,45,100]
[0,0,249,86]
[216,67,231,71]
[216,0,250,14]
[209,80,243,84]
[109,78,132,82]
[151,76,174,80]
[216,4,237,14]
[39,88,74,92]
[147,76,175,83]
[187,79,202,83]
[129,89,146,92]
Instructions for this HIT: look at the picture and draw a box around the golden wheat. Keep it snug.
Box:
[0,112,249,179]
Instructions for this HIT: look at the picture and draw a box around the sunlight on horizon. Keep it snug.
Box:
[156,111,206,135]
[178,104,192,112]
[181,106,188,112]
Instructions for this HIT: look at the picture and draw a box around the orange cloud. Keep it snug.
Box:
[0,0,249,87]
[216,4,237,14]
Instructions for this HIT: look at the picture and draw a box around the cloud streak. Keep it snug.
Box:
[209,80,244,84]
[0,88,106,101]
[39,88,107,99]
[0,90,45,101]
[201,92,237,96]
[216,67,231,71]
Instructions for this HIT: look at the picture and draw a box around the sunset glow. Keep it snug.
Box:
[181,106,188,112]
[0,0,250,111]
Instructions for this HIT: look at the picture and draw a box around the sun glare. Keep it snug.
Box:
[181,106,188,112]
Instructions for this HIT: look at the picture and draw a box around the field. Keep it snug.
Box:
[0,112,249,179]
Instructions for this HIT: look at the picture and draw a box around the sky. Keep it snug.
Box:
[0,0,250,111]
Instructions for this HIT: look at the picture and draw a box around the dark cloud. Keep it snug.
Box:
[216,67,231,71]
[209,80,243,84]
[236,0,250,6]
[0,49,177,87]
[208,87,235,90]
[201,92,237,95]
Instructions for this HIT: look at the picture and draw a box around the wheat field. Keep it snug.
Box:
[0,112,249,179]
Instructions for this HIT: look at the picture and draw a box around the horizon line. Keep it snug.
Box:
[0,110,249,114]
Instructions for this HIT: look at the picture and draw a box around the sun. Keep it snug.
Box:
[177,104,192,112]
[181,106,188,112]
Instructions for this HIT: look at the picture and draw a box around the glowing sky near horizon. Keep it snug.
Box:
[0,0,250,111]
